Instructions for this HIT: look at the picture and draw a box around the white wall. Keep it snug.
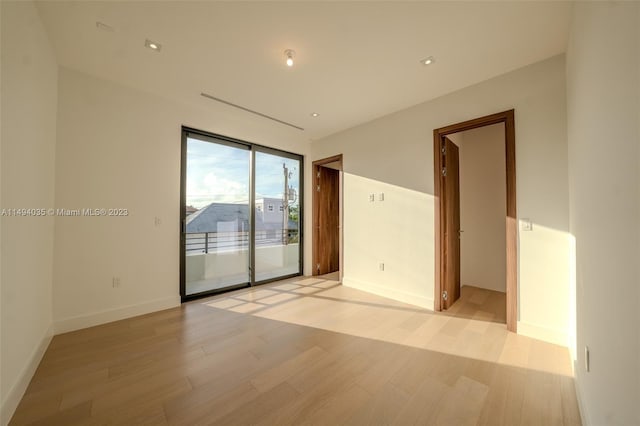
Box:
[342,174,434,308]
[53,67,311,333]
[312,55,570,345]
[0,1,58,423]
[566,2,640,425]
[452,124,506,293]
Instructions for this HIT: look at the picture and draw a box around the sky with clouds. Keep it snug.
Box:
[186,137,300,210]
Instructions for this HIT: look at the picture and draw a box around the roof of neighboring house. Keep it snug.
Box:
[186,202,298,233]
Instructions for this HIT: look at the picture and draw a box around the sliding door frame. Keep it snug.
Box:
[180,127,304,302]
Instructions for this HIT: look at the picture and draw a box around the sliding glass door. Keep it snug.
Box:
[254,150,301,282]
[180,129,303,301]
[182,135,250,296]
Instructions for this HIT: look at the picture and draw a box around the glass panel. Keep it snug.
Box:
[184,136,250,295]
[254,151,301,281]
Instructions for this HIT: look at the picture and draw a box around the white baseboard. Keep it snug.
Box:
[517,320,568,347]
[342,277,434,310]
[54,296,181,334]
[1,323,53,426]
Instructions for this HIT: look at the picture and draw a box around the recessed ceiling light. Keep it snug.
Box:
[420,56,435,66]
[311,112,319,117]
[145,39,161,52]
[284,49,295,67]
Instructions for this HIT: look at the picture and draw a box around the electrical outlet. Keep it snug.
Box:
[379,263,385,271]
[154,216,162,227]
[112,277,121,288]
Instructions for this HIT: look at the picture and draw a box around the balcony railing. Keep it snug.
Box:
[185,229,299,254]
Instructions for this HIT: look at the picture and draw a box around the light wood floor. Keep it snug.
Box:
[11,276,581,425]
[445,285,506,324]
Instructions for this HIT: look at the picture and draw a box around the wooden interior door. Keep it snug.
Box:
[313,165,340,275]
[433,110,516,330]
[442,137,461,309]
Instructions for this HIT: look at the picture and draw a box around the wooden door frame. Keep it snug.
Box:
[433,110,517,332]
[312,154,343,277]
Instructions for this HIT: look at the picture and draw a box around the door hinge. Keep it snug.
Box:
[316,263,320,272]
[316,171,321,178]
[442,167,447,177]
[441,145,446,154]
[442,290,448,301]
[316,185,321,192]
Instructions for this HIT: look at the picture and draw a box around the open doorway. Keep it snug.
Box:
[312,155,343,281]
[433,110,517,332]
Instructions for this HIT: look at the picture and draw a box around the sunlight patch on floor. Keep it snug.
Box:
[200,276,573,377]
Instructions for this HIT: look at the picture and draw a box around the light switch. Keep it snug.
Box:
[379,193,384,201]
[369,194,375,202]
[521,218,533,231]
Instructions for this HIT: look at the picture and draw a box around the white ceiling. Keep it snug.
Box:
[36,1,573,141]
